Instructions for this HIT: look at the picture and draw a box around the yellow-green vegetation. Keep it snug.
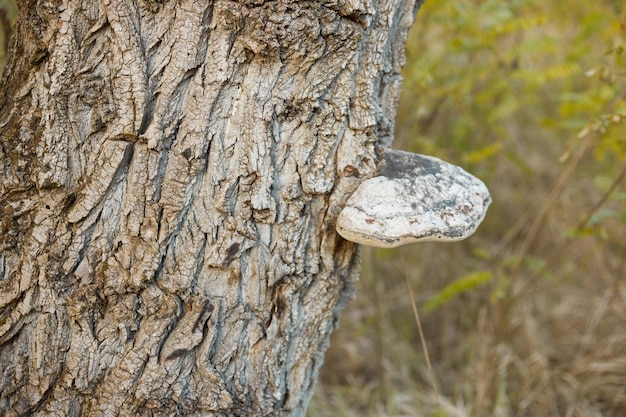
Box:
[312,1,626,416]
[0,0,16,75]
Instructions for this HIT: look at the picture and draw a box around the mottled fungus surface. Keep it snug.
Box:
[336,148,491,248]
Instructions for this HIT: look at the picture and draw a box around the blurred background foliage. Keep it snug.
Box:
[2,1,625,416]
[313,1,626,416]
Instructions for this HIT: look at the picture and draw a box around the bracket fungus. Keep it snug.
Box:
[336,148,491,248]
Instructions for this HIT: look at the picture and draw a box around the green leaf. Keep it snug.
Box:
[423,271,494,313]
[589,208,618,225]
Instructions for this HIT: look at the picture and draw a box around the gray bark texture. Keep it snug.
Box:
[0,0,421,415]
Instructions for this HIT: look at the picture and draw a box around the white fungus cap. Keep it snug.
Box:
[336,148,491,248]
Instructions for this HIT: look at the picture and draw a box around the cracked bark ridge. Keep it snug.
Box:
[0,0,424,416]
[336,148,491,248]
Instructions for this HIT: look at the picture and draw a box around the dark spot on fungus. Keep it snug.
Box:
[378,148,441,179]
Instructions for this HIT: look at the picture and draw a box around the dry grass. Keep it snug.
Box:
[312,199,626,416]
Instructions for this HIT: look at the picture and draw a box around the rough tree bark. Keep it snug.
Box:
[0,0,422,415]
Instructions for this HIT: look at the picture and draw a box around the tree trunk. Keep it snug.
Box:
[0,0,421,415]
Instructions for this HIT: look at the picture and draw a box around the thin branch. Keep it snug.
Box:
[401,252,440,403]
